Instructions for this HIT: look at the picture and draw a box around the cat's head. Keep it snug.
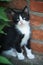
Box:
[8,6,30,25]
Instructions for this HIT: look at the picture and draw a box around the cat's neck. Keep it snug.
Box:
[16,21,30,35]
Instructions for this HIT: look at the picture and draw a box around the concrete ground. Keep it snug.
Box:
[4,51,43,65]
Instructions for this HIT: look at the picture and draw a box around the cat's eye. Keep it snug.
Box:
[23,18,26,20]
[23,17,29,21]
[17,19,20,21]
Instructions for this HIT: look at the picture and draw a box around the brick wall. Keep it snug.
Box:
[8,0,27,9]
[0,0,27,9]
[30,0,43,53]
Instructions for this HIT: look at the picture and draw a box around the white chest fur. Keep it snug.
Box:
[16,21,31,46]
[17,22,30,35]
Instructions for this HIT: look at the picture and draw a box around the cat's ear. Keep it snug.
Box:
[5,8,16,16]
[23,6,29,14]
[9,8,16,16]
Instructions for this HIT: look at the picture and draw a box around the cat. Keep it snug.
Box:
[0,6,35,60]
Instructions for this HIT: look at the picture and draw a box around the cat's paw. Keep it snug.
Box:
[17,52,25,60]
[27,53,35,59]
[25,46,35,59]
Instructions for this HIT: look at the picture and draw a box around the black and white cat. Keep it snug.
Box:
[0,6,35,60]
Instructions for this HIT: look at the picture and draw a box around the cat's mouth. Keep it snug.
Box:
[20,22,24,25]
[19,21,24,25]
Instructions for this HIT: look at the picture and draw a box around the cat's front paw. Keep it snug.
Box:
[25,46,35,59]
[27,53,35,59]
[17,52,25,60]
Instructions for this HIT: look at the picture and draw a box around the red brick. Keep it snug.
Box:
[30,20,41,26]
[31,42,43,53]
[9,0,27,9]
[0,0,27,9]
[30,15,43,22]
[30,0,43,12]
[32,30,43,40]
[30,15,43,26]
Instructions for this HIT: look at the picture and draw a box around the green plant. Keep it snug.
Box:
[0,7,11,34]
[0,0,11,34]
[0,1,14,65]
[0,56,13,65]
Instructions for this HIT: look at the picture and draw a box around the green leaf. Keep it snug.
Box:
[0,30,7,35]
[0,56,13,65]
[0,23,5,34]
[0,7,10,22]
[0,22,10,34]
[0,7,11,34]
[0,31,4,34]
[0,23,5,30]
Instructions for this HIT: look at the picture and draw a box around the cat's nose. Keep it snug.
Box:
[19,21,23,25]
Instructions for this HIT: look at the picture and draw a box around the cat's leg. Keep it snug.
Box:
[24,39,35,59]
[15,43,25,60]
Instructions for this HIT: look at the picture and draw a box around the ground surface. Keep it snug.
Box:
[4,51,43,65]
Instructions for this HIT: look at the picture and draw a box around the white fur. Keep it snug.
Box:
[16,15,31,46]
[17,52,25,60]
[25,46,35,59]
[2,48,17,57]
